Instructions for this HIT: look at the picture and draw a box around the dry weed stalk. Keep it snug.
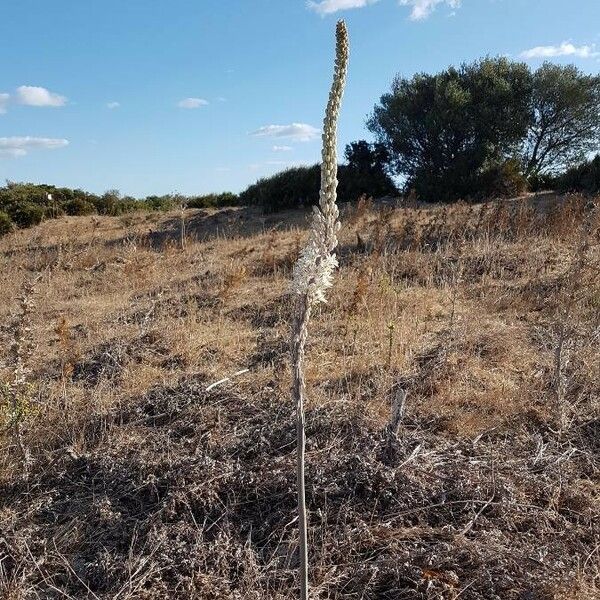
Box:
[55,316,76,399]
[348,194,371,228]
[348,264,369,315]
[178,196,188,251]
[551,202,599,432]
[289,20,348,600]
[219,261,248,304]
[471,202,490,240]
[260,229,278,274]
[386,321,395,369]
[283,232,303,273]
[371,205,393,257]
[388,384,407,436]
[2,275,39,467]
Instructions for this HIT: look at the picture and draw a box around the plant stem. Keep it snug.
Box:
[291,295,311,600]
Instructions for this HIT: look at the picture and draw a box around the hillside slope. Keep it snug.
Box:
[0,195,599,599]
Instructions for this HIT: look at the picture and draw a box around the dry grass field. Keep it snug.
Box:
[0,193,599,599]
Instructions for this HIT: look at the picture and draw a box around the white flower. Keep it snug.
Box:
[291,21,348,307]
[291,237,338,304]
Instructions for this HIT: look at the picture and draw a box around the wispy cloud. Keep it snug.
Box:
[106,101,120,109]
[177,97,209,109]
[520,41,599,59]
[399,0,461,21]
[273,145,293,152]
[307,0,378,15]
[308,0,460,19]
[249,159,311,171]
[16,85,67,107]
[0,93,9,114]
[0,136,69,158]
[251,123,320,142]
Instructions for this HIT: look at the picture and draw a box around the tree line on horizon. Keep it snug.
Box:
[0,184,240,234]
[0,140,397,231]
[2,57,600,234]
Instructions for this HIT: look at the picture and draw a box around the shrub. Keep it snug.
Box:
[478,159,528,199]
[9,202,45,228]
[405,159,528,202]
[528,172,557,192]
[0,211,14,235]
[64,198,97,216]
[92,190,126,216]
[143,195,176,212]
[556,155,600,194]
[0,182,240,226]
[187,192,239,209]
[0,183,52,208]
[239,163,397,213]
[240,166,320,212]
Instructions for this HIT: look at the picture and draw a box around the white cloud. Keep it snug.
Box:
[267,159,310,167]
[0,93,9,114]
[265,160,292,166]
[0,136,69,158]
[177,97,209,109]
[250,159,312,172]
[16,85,67,107]
[308,0,460,19]
[520,41,599,59]
[399,0,461,20]
[251,123,320,142]
[273,145,293,152]
[307,0,378,15]
[106,101,120,109]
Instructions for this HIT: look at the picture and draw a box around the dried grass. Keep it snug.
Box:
[0,193,598,598]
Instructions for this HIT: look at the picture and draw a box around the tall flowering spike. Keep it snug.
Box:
[290,21,349,600]
[291,20,349,305]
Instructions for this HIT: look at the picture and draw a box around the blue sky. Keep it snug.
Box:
[1,0,599,197]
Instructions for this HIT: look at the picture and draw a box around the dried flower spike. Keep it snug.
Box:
[291,19,349,305]
[290,20,349,600]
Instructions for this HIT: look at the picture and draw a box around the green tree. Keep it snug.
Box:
[522,63,600,177]
[557,154,600,193]
[368,57,532,201]
[343,140,398,198]
[345,140,388,173]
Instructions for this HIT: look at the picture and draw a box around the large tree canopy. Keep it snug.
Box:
[367,58,531,200]
[522,63,600,177]
[368,58,600,200]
